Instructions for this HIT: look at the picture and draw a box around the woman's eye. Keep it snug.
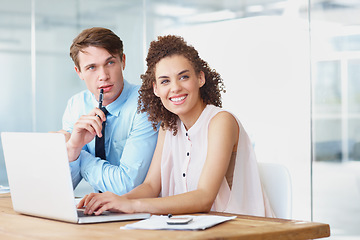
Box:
[160,79,169,84]
[180,75,189,80]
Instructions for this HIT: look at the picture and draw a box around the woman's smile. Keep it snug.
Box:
[169,94,188,104]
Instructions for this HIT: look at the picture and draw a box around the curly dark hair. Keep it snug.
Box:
[138,35,225,135]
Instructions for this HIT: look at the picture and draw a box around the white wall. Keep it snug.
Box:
[160,16,312,220]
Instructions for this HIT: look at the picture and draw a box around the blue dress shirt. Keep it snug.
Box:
[62,80,158,195]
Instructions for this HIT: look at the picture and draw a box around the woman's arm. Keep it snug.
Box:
[80,112,239,215]
[77,127,166,213]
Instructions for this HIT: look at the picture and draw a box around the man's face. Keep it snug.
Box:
[75,46,126,106]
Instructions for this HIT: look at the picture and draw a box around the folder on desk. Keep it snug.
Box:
[1,132,150,224]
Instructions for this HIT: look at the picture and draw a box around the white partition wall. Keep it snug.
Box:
[157,16,311,220]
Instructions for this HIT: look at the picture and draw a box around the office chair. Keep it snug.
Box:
[258,162,292,219]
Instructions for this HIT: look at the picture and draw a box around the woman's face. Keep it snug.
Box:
[153,54,205,121]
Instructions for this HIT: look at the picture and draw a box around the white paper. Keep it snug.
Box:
[120,215,236,230]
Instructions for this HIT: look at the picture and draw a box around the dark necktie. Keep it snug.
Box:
[95,107,108,160]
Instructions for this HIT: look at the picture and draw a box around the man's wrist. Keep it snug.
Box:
[66,141,82,162]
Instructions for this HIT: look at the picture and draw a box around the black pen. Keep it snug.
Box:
[98,88,104,109]
[96,89,104,120]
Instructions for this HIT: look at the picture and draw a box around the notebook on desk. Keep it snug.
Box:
[1,132,150,224]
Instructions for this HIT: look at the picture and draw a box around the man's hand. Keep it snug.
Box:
[66,108,107,162]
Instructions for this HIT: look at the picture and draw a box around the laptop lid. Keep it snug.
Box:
[1,132,150,224]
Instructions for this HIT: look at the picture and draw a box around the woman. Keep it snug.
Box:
[78,35,274,217]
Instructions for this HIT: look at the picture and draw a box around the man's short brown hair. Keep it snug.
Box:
[70,27,123,71]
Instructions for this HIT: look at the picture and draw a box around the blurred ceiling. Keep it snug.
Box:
[0,0,359,44]
[1,0,360,28]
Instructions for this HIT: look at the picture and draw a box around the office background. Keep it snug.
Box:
[0,0,359,239]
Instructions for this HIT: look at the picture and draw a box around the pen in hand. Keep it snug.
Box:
[96,89,104,121]
[96,88,105,138]
[98,88,104,109]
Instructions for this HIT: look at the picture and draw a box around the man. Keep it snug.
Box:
[62,27,158,195]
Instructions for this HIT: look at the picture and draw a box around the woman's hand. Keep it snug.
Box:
[77,192,136,215]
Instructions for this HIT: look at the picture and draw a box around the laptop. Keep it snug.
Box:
[1,132,150,224]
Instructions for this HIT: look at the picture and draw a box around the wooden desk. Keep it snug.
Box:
[0,194,330,240]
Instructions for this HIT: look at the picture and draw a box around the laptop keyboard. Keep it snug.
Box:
[77,209,108,217]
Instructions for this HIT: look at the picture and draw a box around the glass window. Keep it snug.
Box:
[348,59,360,114]
[314,61,341,114]
[311,0,360,238]
[0,0,32,185]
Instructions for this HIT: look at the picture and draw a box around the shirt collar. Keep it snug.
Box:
[180,104,211,136]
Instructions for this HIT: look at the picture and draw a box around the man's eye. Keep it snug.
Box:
[108,61,115,65]
[87,66,95,70]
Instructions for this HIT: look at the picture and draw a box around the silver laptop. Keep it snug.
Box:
[1,132,150,224]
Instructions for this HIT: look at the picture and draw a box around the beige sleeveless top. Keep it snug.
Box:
[160,104,274,217]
